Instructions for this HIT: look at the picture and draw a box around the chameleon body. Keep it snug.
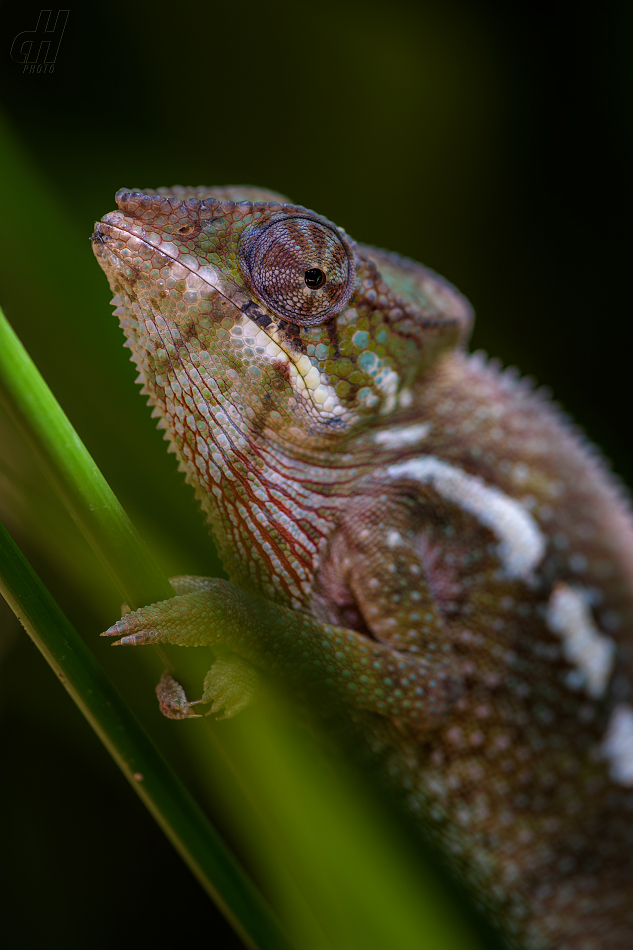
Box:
[92,186,633,949]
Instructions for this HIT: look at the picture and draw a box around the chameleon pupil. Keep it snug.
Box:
[304,268,326,289]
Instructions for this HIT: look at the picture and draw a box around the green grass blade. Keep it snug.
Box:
[0,518,291,950]
[0,305,171,611]
[0,304,295,947]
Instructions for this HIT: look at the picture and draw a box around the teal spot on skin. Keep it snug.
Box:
[357,387,374,403]
[377,328,389,343]
[315,343,329,359]
[358,350,377,371]
[353,330,369,348]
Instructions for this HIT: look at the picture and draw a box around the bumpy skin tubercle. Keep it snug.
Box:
[93,185,633,950]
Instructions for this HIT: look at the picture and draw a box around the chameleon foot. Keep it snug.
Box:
[102,600,179,646]
[102,619,154,646]
[202,651,260,719]
[155,671,202,720]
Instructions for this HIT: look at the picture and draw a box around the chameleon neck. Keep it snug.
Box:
[141,340,381,606]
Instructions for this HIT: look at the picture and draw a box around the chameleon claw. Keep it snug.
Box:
[112,632,151,646]
[102,621,155,646]
[102,622,124,637]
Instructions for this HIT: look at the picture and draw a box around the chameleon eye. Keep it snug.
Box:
[239,216,355,325]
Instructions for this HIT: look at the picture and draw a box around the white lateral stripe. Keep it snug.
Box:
[381,456,545,580]
[601,704,633,786]
[546,583,615,699]
[374,423,432,449]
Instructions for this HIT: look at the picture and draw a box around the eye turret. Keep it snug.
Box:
[239,215,355,326]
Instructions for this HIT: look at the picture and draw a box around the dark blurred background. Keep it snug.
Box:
[0,1,631,947]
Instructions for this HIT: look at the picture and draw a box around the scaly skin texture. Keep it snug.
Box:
[92,186,633,950]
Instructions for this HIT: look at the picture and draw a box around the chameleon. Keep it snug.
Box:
[92,185,633,949]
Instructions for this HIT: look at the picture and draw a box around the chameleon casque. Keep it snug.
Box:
[92,185,633,949]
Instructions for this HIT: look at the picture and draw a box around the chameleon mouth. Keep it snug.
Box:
[91,222,140,284]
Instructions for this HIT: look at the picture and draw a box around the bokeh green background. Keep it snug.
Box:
[0,1,631,947]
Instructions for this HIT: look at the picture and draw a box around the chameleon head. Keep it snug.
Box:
[92,187,472,453]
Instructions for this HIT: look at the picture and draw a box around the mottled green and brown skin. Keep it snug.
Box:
[92,186,633,949]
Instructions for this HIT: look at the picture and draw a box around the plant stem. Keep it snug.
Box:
[0,306,171,611]
[0,304,292,949]
[0,518,291,950]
